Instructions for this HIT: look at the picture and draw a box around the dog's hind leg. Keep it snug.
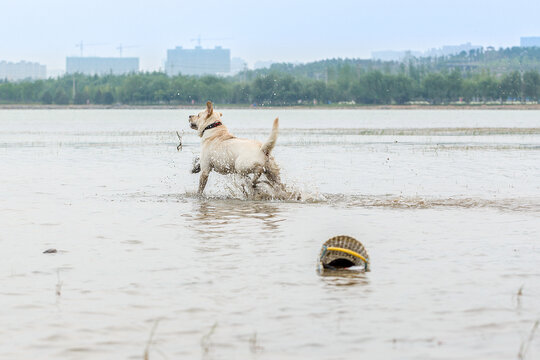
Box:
[264,159,285,190]
[251,166,264,188]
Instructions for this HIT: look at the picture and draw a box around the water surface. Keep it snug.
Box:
[1,109,539,359]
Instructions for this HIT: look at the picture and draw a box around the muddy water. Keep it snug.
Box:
[1,109,539,359]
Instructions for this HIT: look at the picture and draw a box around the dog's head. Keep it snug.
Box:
[188,101,223,137]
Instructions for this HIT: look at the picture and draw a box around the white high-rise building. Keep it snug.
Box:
[165,46,230,76]
[0,61,46,81]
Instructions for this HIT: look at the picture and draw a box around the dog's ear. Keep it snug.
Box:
[206,101,213,117]
[220,112,223,117]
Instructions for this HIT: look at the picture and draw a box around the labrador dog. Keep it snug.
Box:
[189,101,283,195]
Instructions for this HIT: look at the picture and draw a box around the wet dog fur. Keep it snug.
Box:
[188,101,284,195]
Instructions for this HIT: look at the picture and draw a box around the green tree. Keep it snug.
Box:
[446,69,463,101]
[103,91,115,105]
[41,90,53,104]
[74,90,90,104]
[252,74,279,104]
[499,71,522,101]
[477,75,499,101]
[0,82,19,102]
[93,89,103,104]
[388,75,413,104]
[523,70,540,101]
[352,71,388,104]
[461,78,477,102]
[53,88,69,105]
[422,73,447,104]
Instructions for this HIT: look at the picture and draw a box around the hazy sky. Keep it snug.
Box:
[2,0,540,73]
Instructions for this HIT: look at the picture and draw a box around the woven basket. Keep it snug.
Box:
[319,235,370,271]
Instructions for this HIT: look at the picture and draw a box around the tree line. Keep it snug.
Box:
[248,46,540,81]
[1,67,540,106]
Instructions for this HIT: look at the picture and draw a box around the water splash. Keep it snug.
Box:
[210,174,323,202]
[132,191,540,212]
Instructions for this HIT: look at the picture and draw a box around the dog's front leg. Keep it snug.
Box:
[198,169,210,195]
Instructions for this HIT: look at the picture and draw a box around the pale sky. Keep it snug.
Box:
[2,0,540,74]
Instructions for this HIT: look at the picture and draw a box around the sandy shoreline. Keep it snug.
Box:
[2,103,540,110]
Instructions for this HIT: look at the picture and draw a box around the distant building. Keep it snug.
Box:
[165,46,230,76]
[371,50,422,62]
[425,43,482,57]
[253,60,301,69]
[0,60,46,81]
[230,57,247,75]
[520,37,540,47]
[66,57,139,75]
[254,60,275,70]
[372,43,483,62]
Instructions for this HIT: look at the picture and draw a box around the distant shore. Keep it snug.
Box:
[2,103,540,110]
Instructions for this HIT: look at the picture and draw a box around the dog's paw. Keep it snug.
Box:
[191,163,201,174]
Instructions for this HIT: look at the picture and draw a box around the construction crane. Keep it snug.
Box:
[75,41,107,57]
[190,35,231,47]
[116,44,139,57]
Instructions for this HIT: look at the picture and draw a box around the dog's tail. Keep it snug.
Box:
[261,117,279,156]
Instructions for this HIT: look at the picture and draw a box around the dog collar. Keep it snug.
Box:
[201,121,222,136]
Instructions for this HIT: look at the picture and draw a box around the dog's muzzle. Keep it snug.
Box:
[189,122,197,130]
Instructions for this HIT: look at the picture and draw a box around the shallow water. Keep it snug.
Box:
[1,109,539,359]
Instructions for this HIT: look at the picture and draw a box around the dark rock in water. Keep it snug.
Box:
[43,248,57,254]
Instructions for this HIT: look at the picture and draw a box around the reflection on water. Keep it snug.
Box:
[186,200,284,239]
[1,109,540,360]
[318,270,371,287]
[136,191,540,212]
